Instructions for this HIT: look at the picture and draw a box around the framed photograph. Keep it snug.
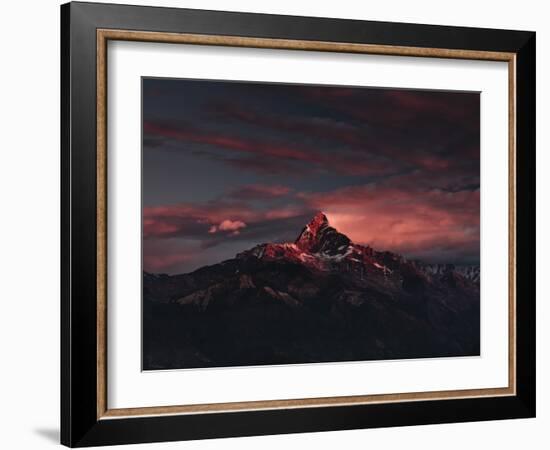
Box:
[61,2,536,447]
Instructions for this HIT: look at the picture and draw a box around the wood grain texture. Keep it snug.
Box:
[95,29,517,419]
[101,387,514,418]
[508,56,517,394]
[96,30,108,419]
[98,29,515,61]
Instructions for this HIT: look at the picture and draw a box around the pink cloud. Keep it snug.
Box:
[143,203,258,240]
[143,172,479,265]
[143,248,194,273]
[143,201,309,241]
[144,121,314,162]
[210,99,478,178]
[230,184,291,199]
[218,219,246,231]
[264,206,305,220]
[209,219,247,235]
[300,182,479,262]
[143,121,395,176]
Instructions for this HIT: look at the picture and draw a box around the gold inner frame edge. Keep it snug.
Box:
[96,28,517,420]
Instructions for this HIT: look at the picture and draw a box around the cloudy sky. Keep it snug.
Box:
[143,78,480,274]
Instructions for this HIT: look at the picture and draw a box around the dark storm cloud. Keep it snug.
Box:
[143,196,314,247]
[142,78,480,273]
[228,184,292,200]
[211,87,480,167]
[143,120,398,177]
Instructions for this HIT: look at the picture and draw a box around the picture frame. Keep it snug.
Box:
[61,1,536,447]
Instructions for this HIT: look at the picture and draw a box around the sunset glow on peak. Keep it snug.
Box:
[142,79,479,274]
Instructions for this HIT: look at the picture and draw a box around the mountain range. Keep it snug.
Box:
[143,212,480,370]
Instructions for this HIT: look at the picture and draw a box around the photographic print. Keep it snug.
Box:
[142,78,480,371]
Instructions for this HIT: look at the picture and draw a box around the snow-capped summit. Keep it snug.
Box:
[295,212,350,256]
[144,211,481,370]
[233,212,480,285]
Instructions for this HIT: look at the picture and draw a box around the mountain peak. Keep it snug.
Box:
[311,211,329,225]
[295,212,350,255]
[307,211,329,233]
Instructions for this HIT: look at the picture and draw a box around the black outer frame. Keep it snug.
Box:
[61,1,536,447]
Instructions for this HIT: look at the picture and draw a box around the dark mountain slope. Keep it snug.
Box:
[143,212,480,370]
